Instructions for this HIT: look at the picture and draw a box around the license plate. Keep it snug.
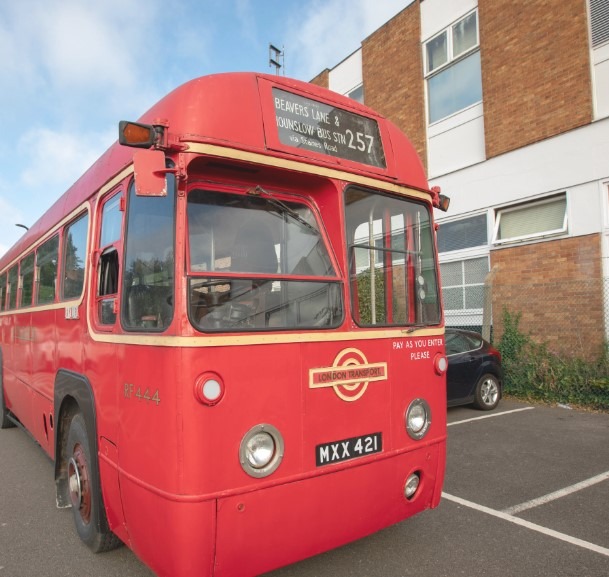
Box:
[316,432,382,467]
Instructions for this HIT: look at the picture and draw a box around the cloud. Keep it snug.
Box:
[0,0,165,122]
[0,185,25,257]
[284,0,415,80]
[18,127,115,190]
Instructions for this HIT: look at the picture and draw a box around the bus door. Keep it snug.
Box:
[86,191,125,438]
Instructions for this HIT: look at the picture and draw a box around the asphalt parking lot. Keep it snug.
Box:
[1,399,608,576]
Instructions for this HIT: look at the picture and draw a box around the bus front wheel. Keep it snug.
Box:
[65,413,121,552]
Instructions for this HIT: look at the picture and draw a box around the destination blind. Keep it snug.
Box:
[272,88,386,168]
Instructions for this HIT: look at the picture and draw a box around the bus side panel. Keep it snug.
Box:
[116,346,182,497]
[1,315,35,432]
[13,312,32,386]
[30,308,57,455]
[1,367,31,429]
[98,436,130,545]
[119,479,216,577]
[56,314,84,375]
[214,444,443,577]
[31,309,57,403]
[30,389,53,454]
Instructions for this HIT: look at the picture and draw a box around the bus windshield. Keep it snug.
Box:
[345,187,441,327]
[187,189,342,331]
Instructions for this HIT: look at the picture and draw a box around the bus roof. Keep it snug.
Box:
[2,72,428,268]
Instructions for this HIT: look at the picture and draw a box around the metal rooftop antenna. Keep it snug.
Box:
[269,44,284,75]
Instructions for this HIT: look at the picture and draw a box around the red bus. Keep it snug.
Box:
[0,73,449,577]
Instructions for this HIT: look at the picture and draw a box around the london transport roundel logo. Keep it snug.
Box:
[308,348,388,402]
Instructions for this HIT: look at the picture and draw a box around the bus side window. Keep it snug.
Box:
[7,265,18,310]
[36,235,59,305]
[97,194,123,326]
[19,253,35,308]
[62,214,88,300]
[0,272,7,311]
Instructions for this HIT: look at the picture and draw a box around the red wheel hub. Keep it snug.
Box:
[68,443,92,524]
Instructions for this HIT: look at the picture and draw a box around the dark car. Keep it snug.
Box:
[445,328,503,410]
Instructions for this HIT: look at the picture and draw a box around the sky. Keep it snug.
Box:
[0,0,415,257]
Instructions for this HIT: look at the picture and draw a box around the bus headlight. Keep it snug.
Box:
[405,399,431,440]
[239,424,284,478]
[404,472,421,500]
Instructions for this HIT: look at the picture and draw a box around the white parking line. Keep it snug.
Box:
[503,471,609,515]
[442,492,609,558]
[448,406,535,427]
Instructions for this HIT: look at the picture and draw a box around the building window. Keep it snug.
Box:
[493,195,568,245]
[347,85,364,103]
[424,10,482,124]
[437,214,487,253]
[590,0,609,48]
[440,256,489,312]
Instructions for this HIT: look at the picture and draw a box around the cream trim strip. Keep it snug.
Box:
[185,142,431,201]
[86,327,444,348]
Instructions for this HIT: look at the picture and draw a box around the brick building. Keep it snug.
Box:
[311,0,609,357]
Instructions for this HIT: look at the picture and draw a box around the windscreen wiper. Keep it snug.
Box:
[247,185,318,234]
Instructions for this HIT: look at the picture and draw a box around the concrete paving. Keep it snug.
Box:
[1,399,608,576]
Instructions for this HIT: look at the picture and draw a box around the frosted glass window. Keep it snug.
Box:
[426,31,448,73]
[494,196,567,244]
[453,12,478,57]
[437,214,487,253]
[440,256,489,311]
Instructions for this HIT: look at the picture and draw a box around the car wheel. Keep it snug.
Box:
[473,373,500,410]
[66,413,121,552]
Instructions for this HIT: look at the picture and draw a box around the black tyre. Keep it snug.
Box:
[65,413,121,552]
[472,373,501,411]
[1,369,16,429]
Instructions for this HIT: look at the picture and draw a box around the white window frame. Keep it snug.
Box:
[423,9,482,125]
[424,9,479,76]
[492,194,568,246]
[346,84,364,104]
[440,254,490,315]
[437,212,489,255]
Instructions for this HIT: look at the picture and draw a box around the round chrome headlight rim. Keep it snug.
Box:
[405,398,432,440]
[239,424,284,478]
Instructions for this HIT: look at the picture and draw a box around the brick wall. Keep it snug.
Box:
[361,3,427,167]
[310,69,329,90]
[491,234,605,357]
[479,0,593,159]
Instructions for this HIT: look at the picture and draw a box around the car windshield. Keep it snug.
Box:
[187,189,342,331]
[445,330,482,355]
